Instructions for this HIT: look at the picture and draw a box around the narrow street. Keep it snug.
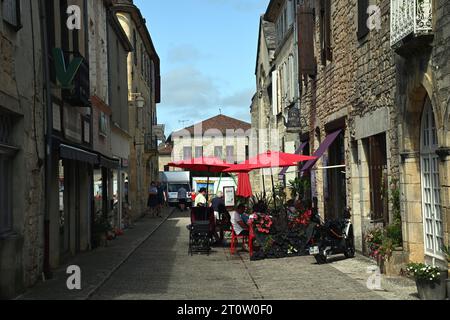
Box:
[89,211,417,300]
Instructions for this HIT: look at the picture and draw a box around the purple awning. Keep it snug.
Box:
[279,142,308,176]
[301,130,342,172]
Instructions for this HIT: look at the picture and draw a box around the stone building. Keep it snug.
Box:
[114,0,161,220]
[0,0,45,299]
[295,0,400,253]
[285,0,448,266]
[251,16,276,194]
[392,0,449,267]
[251,0,304,195]
[171,114,251,166]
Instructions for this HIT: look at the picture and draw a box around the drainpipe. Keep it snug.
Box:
[38,0,53,278]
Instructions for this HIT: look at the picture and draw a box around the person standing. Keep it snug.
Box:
[177,185,188,212]
[156,181,165,217]
[147,182,159,217]
[194,188,207,207]
[211,191,225,221]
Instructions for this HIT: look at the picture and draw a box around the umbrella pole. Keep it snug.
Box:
[216,173,222,195]
[270,167,277,211]
[261,169,266,197]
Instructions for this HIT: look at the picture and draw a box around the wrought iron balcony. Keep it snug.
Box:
[62,52,90,108]
[144,133,159,154]
[390,0,433,54]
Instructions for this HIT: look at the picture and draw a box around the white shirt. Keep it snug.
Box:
[230,211,245,235]
[194,193,207,207]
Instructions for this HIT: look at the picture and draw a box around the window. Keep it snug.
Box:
[99,112,108,137]
[0,112,15,235]
[319,0,332,65]
[226,146,234,163]
[367,133,388,223]
[195,146,203,158]
[0,155,12,235]
[357,0,370,39]
[2,0,21,29]
[183,147,192,160]
[214,146,223,159]
[133,30,138,66]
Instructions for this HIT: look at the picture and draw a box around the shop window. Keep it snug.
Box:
[367,133,388,223]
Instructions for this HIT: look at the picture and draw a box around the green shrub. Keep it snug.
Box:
[386,223,403,247]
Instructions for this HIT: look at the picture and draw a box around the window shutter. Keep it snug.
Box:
[272,70,279,115]
[357,0,370,39]
[297,4,317,77]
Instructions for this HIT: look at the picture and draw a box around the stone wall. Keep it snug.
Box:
[299,0,399,250]
[0,0,45,298]
[395,0,450,265]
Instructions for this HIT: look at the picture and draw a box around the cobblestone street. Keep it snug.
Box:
[90,211,418,300]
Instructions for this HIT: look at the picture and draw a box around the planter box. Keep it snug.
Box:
[384,249,407,277]
[416,270,448,301]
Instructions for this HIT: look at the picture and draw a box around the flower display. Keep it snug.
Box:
[406,263,442,282]
[249,214,273,234]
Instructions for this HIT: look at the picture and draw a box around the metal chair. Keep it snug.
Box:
[188,207,213,256]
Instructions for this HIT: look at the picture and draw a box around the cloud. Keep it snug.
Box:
[166,44,208,64]
[162,66,221,108]
[221,88,254,107]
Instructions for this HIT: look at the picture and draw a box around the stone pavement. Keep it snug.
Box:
[17,209,419,300]
[17,207,175,300]
[91,211,418,300]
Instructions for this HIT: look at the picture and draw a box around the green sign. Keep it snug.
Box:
[52,48,83,89]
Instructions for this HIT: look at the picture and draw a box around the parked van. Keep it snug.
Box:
[159,172,192,207]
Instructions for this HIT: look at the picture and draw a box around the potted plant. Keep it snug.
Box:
[406,263,448,300]
[365,227,386,271]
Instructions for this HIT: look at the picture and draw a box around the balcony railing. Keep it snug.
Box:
[390,0,433,48]
[144,134,158,154]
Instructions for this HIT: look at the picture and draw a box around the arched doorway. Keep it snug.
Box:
[420,98,444,262]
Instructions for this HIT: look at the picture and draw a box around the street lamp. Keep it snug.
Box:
[135,95,145,109]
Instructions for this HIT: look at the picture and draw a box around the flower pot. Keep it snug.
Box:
[415,270,448,301]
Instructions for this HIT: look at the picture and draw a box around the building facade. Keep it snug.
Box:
[114,0,161,220]
[252,0,449,267]
[171,115,251,166]
[0,0,45,299]
[392,0,449,267]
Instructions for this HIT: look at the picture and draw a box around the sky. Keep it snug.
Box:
[135,0,268,136]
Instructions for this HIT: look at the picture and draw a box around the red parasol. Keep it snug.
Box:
[168,157,232,200]
[224,151,317,210]
[168,157,232,173]
[236,172,253,198]
[223,151,316,173]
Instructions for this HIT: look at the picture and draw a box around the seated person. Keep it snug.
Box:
[230,204,249,237]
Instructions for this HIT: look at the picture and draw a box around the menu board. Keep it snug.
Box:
[223,186,236,207]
